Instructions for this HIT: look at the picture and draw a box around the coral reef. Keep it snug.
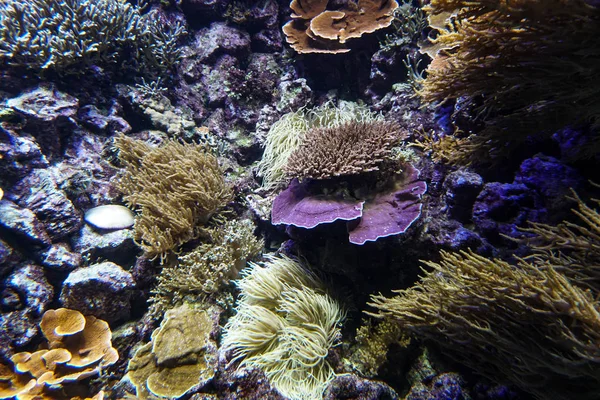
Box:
[283,0,399,53]
[113,134,232,259]
[285,120,405,180]
[149,219,263,314]
[222,255,345,400]
[419,0,600,162]
[257,101,383,190]
[0,308,117,399]
[0,0,185,74]
[272,163,427,244]
[127,304,218,399]
[368,249,600,400]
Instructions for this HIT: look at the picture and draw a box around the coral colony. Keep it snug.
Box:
[0,0,599,400]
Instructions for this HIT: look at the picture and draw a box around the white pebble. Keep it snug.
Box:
[84,205,134,230]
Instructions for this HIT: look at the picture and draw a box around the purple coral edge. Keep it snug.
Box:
[349,202,424,245]
[348,165,428,245]
[271,178,365,229]
[274,200,365,229]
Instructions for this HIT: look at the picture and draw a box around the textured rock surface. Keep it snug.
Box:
[0,264,53,358]
[38,243,82,271]
[324,374,399,400]
[0,200,51,246]
[59,261,136,323]
[72,224,137,264]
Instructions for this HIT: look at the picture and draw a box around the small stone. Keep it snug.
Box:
[38,243,82,271]
[0,264,54,358]
[0,200,51,246]
[84,204,135,230]
[444,169,484,223]
[59,261,136,324]
[71,224,137,266]
[324,374,399,400]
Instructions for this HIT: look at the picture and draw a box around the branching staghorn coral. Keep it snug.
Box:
[222,255,345,400]
[149,219,263,314]
[113,135,232,260]
[257,101,383,190]
[0,0,185,74]
[419,0,600,162]
[368,250,600,400]
[285,120,405,180]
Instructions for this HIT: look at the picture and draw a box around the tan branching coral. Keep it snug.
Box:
[519,189,600,292]
[418,0,600,163]
[285,120,406,180]
[127,304,218,399]
[0,309,116,400]
[149,219,263,314]
[368,250,600,400]
[113,135,232,259]
[283,0,399,53]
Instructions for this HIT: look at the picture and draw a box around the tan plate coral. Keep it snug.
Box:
[0,308,117,400]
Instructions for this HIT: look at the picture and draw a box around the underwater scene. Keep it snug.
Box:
[0,0,599,399]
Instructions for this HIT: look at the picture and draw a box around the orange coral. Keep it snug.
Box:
[0,309,116,400]
[283,0,399,53]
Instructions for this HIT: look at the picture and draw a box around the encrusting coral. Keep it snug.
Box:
[149,219,263,315]
[283,0,399,53]
[257,101,383,190]
[113,135,232,260]
[285,120,406,180]
[419,0,600,162]
[127,304,218,399]
[0,308,117,400]
[222,255,345,400]
[368,247,600,400]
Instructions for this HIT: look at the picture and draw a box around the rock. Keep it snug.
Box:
[0,264,53,358]
[444,169,484,223]
[0,200,51,246]
[405,373,467,400]
[77,104,131,135]
[38,243,82,272]
[6,84,79,157]
[193,23,251,64]
[84,205,135,230]
[473,182,546,246]
[59,261,136,324]
[515,154,583,217]
[0,125,48,181]
[12,169,82,241]
[324,374,399,400]
[71,224,137,266]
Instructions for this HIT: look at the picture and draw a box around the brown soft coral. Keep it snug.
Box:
[283,0,399,53]
[113,135,232,260]
[285,120,405,180]
[0,309,116,400]
[419,0,600,163]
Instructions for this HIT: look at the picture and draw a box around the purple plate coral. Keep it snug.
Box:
[272,164,427,244]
